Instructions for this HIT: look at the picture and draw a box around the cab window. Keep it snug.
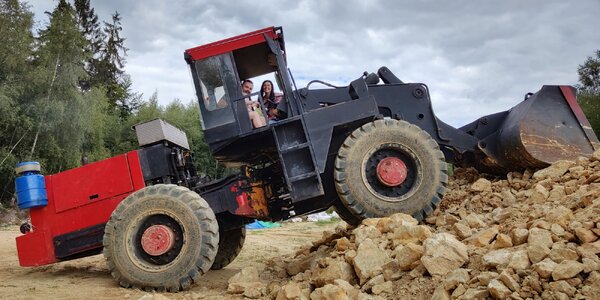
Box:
[195,55,230,111]
[193,53,239,128]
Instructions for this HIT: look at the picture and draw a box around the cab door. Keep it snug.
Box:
[190,53,251,143]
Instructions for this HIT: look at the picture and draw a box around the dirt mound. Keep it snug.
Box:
[227,152,600,299]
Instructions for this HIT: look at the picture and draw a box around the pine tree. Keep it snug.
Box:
[97,12,126,101]
[74,0,104,91]
[92,11,140,119]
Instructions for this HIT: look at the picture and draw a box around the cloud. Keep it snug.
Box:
[31,0,600,126]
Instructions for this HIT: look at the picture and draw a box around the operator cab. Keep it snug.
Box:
[184,27,297,163]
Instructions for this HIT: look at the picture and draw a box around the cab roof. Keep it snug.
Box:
[184,26,283,62]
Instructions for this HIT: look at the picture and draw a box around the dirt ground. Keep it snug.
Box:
[0,221,341,300]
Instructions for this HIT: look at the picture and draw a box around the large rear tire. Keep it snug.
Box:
[103,184,219,292]
[211,226,246,270]
[334,119,447,221]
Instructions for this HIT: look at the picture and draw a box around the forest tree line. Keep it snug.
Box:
[1,0,599,207]
[0,0,223,206]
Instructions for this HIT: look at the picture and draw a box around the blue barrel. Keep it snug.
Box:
[15,162,48,209]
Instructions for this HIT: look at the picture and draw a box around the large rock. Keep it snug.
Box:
[548,185,567,203]
[551,223,566,236]
[511,228,529,245]
[309,284,347,300]
[527,228,553,263]
[460,288,490,300]
[371,281,393,295]
[276,282,303,300]
[575,227,598,243]
[286,247,329,276]
[381,261,401,281]
[332,280,359,299]
[465,214,487,228]
[532,160,575,180]
[546,206,574,228]
[501,189,516,206]
[360,274,384,293]
[579,240,600,256]
[492,208,512,223]
[499,271,519,292]
[335,237,352,252]
[430,287,451,300]
[592,149,600,161]
[443,268,470,290]
[552,260,584,280]
[532,258,558,279]
[471,178,492,192]
[389,213,419,226]
[353,225,382,244]
[548,281,577,297]
[528,228,553,248]
[476,272,500,285]
[507,250,530,271]
[351,239,389,285]
[394,242,423,271]
[465,226,498,247]
[528,184,549,204]
[488,279,512,299]
[493,234,513,249]
[583,257,600,273]
[375,217,395,233]
[312,259,356,287]
[483,248,514,268]
[528,243,551,264]
[453,223,472,240]
[227,266,264,296]
[549,247,579,263]
[390,225,432,246]
[421,233,469,276]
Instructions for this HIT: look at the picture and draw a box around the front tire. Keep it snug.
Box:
[332,198,362,226]
[334,119,447,221]
[103,184,219,292]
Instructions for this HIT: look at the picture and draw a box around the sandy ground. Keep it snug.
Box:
[0,221,341,300]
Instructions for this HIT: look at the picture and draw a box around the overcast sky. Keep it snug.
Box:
[31,0,600,126]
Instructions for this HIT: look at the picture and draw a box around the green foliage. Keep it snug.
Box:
[0,0,35,203]
[29,0,93,172]
[578,50,600,135]
[578,50,600,95]
[0,0,223,205]
[578,93,600,134]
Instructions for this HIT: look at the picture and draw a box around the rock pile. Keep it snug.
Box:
[227,152,600,299]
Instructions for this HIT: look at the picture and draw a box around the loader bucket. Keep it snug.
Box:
[464,85,600,173]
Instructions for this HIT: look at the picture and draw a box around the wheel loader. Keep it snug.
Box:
[13,26,599,291]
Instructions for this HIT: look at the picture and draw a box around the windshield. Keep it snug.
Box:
[194,54,239,128]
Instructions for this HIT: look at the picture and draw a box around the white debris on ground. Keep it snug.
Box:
[289,212,340,223]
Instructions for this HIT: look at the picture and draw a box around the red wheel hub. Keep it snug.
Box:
[141,224,176,256]
[376,157,407,187]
